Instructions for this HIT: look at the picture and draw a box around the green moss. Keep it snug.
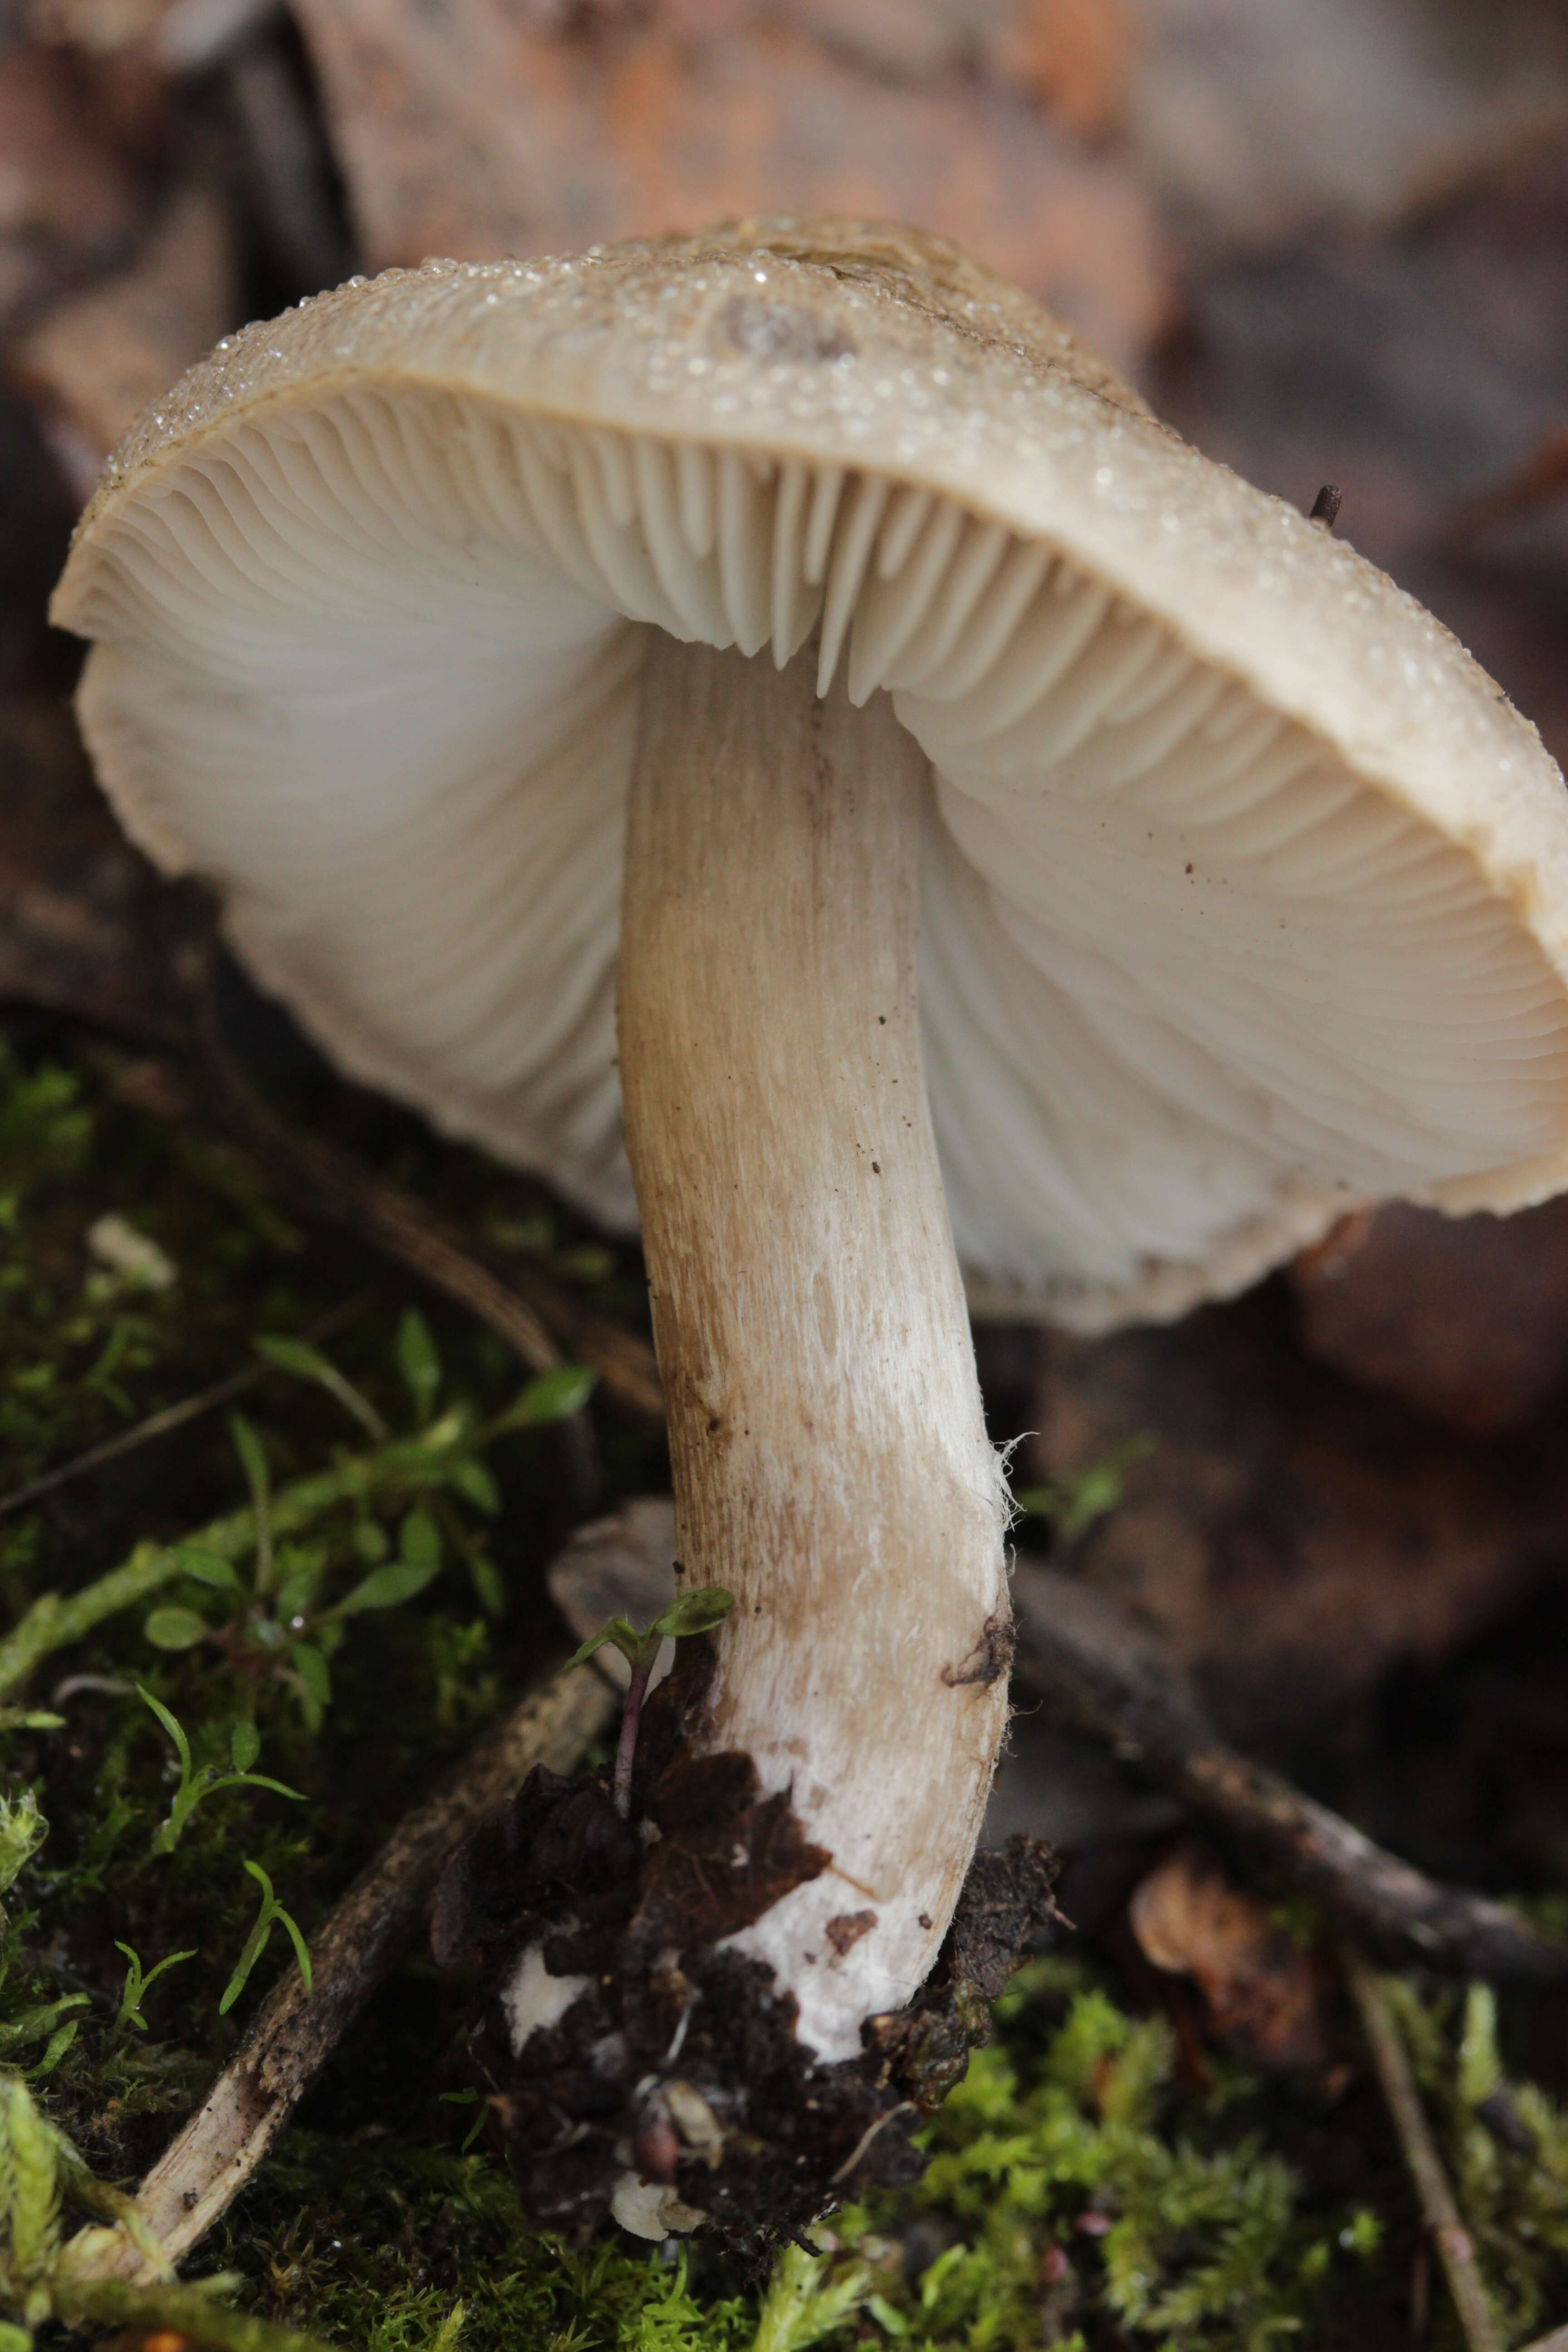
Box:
[1380,1976,1568,2342]
[817,1961,1369,2351]
[236,2140,754,2352]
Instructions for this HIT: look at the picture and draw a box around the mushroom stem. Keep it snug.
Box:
[618,633,1010,2063]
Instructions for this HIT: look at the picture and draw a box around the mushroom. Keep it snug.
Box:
[50,220,1568,2096]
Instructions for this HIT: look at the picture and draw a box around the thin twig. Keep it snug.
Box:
[69,1660,616,2282]
[0,1292,370,1524]
[119,1046,664,1425]
[1343,1950,1504,2352]
[1010,1558,1568,1981]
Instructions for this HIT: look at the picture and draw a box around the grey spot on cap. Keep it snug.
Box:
[718,294,855,363]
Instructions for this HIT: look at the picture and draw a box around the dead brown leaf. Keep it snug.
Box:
[985,0,1136,139]
[1129,1840,1328,2067]
[1034,1283,1568,1747]
[292,2,1171,371]
[1291,1198,1568,1434]
[0,44,145,333]
[1125,0,1568,259]
[12,180,237,496]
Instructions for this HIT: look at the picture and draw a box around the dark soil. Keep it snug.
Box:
[435,1642,1061,2263]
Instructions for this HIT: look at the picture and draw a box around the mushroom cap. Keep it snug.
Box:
[51,217,1568,1332]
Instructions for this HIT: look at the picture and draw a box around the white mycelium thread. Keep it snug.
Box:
[70,389,1568,1328]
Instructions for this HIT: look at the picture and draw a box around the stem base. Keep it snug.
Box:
[441,1746,1060,2255]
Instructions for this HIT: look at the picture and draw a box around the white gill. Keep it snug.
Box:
[74,389,1568,1318]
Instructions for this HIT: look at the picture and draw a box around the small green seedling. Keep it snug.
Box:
[566,1584,735,1816]
[113,1940,195,2034]
[219,1858,313,2015]
[141,1347,595,1677]
[1014,1433,1156,1548]
[137,1687,304,1855]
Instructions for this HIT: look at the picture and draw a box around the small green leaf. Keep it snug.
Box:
[233,1411,274,1595]
[220,1858,311,2014]
[224,1771,304,1803]
[274,1565,318,1621]
[255,1333,388,1441]
[400,1508,441,1572]
[230,1721,261,1773]
[564,1617,647,1672]
[175,1545,242,1592]
[467,1549,506,1619]
[276,1901,314,1992]
[1014,1434,1156,1543]
[397,1307,442,1421]
[137,1685,192,1780]
[115,1940,196,2033]
[652,1585,735,1641]
[554,1243,614,1283]
[333,1554,442,1616]
[1341,2208,1382,2260]
[30,2018,78,2077]
[0,1994,87,2055]
[143,1606,209,1652]
[293,1645,332,1705]
[139,1947,196,1992]
[446,1455,500,1514]
[255,1333,338,1380]
[220,1917,272,2016]
[352,1520,389,1563]
[324,1505,441,1615]
[510,1364,596,1426]
[230,1412,270,1502]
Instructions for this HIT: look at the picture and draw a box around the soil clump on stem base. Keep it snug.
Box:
[431,1646,1063,2262]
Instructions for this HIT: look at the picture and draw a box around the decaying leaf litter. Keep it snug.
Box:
[3,0,1568,2346]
